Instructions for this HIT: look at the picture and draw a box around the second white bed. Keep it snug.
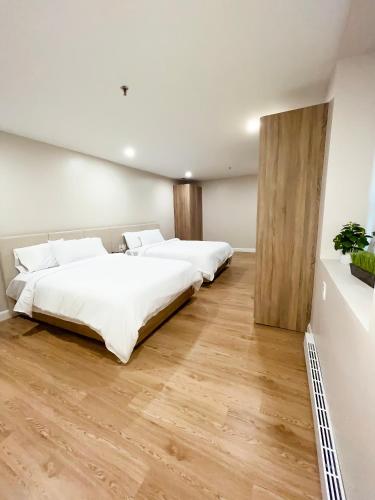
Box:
[126,238,233,281]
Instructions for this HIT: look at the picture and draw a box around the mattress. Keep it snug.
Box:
[7,254,202,362]
[126,238,233,281]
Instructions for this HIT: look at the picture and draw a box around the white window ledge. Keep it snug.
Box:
[322,258,373,331]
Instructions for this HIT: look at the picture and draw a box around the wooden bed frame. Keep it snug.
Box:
[0,224,229,353]
[31,286,194,347]
[203,257,232,284]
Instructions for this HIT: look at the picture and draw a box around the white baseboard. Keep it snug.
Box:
[233,248,256,253]
[0,309,12,322]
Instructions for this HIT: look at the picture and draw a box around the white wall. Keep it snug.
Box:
[319,52,375,258]
[311,52,375,499]
[0,131,175,311]
[367,151,375,232]
[201,175,257,249]
[311,262,375,500]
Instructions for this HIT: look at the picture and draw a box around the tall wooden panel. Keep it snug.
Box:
[173,184,203,240]
[255,103,328,332]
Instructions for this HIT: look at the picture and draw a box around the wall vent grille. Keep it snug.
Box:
[305,334,346,500]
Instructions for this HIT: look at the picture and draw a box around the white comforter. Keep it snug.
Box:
[127,239,233,281]
[11,254,202,363]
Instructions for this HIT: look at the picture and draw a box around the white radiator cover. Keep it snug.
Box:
[304,332,346,500]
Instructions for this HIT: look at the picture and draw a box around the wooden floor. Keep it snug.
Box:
[0,253,321,499]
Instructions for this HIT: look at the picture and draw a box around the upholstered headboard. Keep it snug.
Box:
[0,222,159,309]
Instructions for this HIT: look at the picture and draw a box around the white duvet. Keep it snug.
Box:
[127,239,233,281]
[10,254,202,363]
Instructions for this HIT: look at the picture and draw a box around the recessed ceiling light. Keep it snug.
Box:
[185,171,192,178]
[124,147,135,158]
[246,118,260,134]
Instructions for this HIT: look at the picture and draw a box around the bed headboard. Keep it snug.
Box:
[0,222,159,308]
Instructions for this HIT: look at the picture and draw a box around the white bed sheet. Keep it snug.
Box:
[8,254,202,363]
[126,238,233,281]
[6,272,31,301]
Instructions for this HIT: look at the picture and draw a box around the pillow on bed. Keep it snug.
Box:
[49,237,108,265]
[139,229,164,246]
[14,255,28,274]
[14,242,60,273]
[123,232,143,249]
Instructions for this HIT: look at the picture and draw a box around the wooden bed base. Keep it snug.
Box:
[32,286,194,347]
[203,257,232,284]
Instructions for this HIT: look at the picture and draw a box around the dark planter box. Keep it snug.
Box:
[350,263,375,288]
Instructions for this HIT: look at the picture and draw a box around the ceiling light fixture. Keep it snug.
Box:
[185,171,192,179]
[246,118,261,134]
[124,147,135,158]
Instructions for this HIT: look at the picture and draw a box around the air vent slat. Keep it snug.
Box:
[317,409,323,427]
[304,335,346,500]
[327,429,333,449]
[322,410,329,428]
[328,472,339,500]
[336,477,343,500]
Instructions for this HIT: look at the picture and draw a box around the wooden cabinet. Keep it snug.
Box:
[255,103,328,332]
[173,183,202,240]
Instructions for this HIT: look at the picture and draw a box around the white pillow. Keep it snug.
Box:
[14,242,60,273]
[139,229,164,246]
[49,237,108,265]
[123,232,143,249]
[14,255,28,274]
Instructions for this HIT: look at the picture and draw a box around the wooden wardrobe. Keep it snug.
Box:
[255,103,328,333]
[173,183,202,240]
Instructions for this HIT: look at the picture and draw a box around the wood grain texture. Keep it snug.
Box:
[32,287,194,347]
[173,184,203,240]
[255,104,328,332]
[0,254,321,499]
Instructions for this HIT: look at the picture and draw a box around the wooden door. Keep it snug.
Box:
[255,103,328,332]
[173,184,202,240]
[190,185,202,240]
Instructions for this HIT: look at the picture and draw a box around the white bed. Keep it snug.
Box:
[7,253,202,363]
[126,236,233,282]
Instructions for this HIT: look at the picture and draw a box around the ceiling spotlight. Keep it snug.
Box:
[124,147,135,158]
[246,118,260,134]
[185,171,192,178]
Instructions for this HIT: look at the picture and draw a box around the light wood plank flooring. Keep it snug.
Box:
[0,253,321,499]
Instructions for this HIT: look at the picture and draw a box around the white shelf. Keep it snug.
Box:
[322,259,373,331]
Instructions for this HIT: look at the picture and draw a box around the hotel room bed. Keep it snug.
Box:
[125,233,233,282]
[7,254,202,363]
[0,225,203,363]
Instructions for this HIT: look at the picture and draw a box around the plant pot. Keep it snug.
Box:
[350,263,375,288]
[339,252,352,264]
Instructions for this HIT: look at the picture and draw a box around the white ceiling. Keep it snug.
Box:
[339,0,375,58]
[0,0,352,179]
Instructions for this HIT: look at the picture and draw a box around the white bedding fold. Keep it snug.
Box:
[127,238,233,281]
[10,254,202,363]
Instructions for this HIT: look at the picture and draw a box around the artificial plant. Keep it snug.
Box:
[333,222,371,255]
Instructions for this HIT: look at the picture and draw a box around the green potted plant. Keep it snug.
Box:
[350,251,375,288]
[333,222,371,264]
